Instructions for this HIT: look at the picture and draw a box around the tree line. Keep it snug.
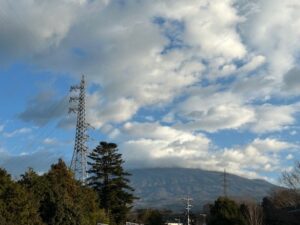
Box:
[203,162,300,225]
[0,142,135,225]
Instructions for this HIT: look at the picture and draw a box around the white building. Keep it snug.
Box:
[166,223,183,225]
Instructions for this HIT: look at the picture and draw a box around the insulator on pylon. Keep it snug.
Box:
[70,85,80,91]
[69,96,80,102]
[68,107,78,114]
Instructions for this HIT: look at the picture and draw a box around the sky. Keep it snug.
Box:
[0,0,300,183]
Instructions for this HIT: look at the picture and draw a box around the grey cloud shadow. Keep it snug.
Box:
[18,91,69,126]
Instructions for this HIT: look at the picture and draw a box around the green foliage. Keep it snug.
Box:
[79,186,110,225]
[136,209,165,225]
[0,168,43,225]
[17,159,109,225]
[88,142,136,225]
[39,159,82,224]
[208,197,247,225]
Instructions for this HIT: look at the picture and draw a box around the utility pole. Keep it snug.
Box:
[69,75,89,183]
[184,197,193,225]
[223,169,228,197]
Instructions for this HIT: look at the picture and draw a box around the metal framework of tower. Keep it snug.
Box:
[69,75,89,183]
[184,197,193,225]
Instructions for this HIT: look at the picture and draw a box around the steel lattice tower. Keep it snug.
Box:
[69,75,89,183]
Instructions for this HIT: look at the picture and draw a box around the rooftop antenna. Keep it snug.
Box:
[69,75,89,183]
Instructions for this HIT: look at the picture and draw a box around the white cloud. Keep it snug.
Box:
[286,154,294,160]
[249,104,299,133]
[0,0,81,64]
[43,138,58,145]
[240,0,300,78]
[117,122,211,168]
[3,0,300,131]
[0,124,4,133]
[4,127,32,138]
[251,138,295,152]
[115,122,295,179]
[172,89,300,133]
[173,90,255,132]
[2,0,300,181]
[86,93,139,128]
[1,0,261,128]
[173,0,247,60]
[238,55,266,74]
[178,103,255,132]
[121,121,209,143]
[219,138,295,177]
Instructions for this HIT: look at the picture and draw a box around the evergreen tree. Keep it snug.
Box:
[208,197,247,225]
[19,159,109,225]
[0,168,43,225]
[79,186,109,225]
[35,159,81,225]
[88,142,136,225]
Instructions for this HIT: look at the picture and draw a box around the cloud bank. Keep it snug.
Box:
[1,0,300,179]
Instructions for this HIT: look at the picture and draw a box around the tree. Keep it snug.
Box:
[281,161,300,190]
[262,196,299,225]
[40,159,82,225]
[0,168,43,225]
[88,142,136,225]
[279,161,300,207]
[207,197,247,225]
[145,210,164,225]
[19,159,109,225]
[240,202,263,225]
[269,189,300,208]
[260,161,300,225]
[136,209,165,225]
[79,186,110,225]
[18,168,48,216]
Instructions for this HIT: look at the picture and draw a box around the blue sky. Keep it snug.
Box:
[1,0,300,183]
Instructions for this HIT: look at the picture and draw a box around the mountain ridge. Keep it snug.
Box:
[128,167,279,211]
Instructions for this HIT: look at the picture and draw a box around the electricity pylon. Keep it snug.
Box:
[69,75,89,183]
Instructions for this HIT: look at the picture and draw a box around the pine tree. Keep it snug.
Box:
[88,142,136,225]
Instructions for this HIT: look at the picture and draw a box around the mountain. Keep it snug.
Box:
[129,168,279,211]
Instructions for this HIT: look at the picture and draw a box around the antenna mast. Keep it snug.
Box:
[184,197,193,225]
[69,75,89,183]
